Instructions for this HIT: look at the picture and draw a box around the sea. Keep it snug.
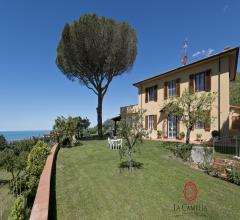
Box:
[0,130,50,142]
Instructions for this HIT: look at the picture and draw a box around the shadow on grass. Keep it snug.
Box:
[119,160,144,172]
[61,142,83,148]
[48,150,58,220]
[81,134,108,141]
[0,179,9,185]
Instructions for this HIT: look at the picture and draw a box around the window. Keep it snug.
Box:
[148,86,155,101]
[195,72,205,92]
[195,121,204,129]
[149,115,155,129]
[168,80,176,97]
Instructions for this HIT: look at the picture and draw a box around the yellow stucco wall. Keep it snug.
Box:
[136,55,231,141]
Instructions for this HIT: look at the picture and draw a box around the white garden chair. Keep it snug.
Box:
[108,138,122,150]
[108,137,112,149]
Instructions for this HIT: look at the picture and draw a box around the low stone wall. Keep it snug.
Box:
[29,143,59,220]
[191,146,213,164]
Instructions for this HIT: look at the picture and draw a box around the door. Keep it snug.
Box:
[168,114,177,139]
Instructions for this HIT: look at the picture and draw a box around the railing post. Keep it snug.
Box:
[237,136,239,157]
[213,138,216,154]
[235,136,238,157]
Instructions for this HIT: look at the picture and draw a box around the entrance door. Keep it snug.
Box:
[168,114,177,139]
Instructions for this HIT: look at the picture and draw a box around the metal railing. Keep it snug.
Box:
[213,136,240,157]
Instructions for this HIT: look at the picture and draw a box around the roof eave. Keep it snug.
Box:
[133,47,239,87]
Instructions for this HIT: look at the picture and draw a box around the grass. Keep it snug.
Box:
[55,140,240,220]
[0,171,15,220]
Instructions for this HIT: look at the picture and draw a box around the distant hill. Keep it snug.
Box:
[230,72,240,106]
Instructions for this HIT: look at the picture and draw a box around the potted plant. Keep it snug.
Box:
[179,131,185,140]
[196,133,202,141]
[157,130,163,139]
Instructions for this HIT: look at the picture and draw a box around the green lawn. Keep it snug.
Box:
[55,140,240,220]
[0,171,15,220]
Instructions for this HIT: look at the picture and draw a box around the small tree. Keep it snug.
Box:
[118,108,146,171]
[164,89,216,144]
[0,148,27,194]
[56,14,137,137]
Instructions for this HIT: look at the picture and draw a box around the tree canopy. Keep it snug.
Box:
[164,89,216,144]
[56,14,137,137]
[52,116,90,146]
[230,72,240,106]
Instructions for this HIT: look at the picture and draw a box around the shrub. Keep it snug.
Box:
[199,162,214,175]
[171,144,193,162]
[87,127,97,135]
[60,136,71,147]
[211,130,220,138]
[25,141,50,200]
[8,195,26,220]
[226,163,240,185]
[52,116,90,145]
[199,163,224,177]
[0,134,7,151]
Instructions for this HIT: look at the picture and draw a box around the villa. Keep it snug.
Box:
[121,47,240,141]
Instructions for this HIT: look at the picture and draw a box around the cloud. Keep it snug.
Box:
[223,5,229,13]
[192,51,201,57]
[192,48,215,58]
[207,48,214,56]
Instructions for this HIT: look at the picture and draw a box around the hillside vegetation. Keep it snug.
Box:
[230,72,240,106]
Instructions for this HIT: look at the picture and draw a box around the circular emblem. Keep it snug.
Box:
[183,181,198,203]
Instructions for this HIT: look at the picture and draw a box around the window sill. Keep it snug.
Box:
[147,100,157,102]
[195,90,205,93]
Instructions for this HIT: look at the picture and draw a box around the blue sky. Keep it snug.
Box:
[0,0,239,131]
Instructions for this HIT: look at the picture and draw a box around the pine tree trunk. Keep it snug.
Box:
[97,91,103,138]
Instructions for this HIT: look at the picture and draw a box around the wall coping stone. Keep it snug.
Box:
[29,143,59,220]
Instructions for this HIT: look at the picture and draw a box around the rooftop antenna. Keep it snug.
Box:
[181,39,188,65]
